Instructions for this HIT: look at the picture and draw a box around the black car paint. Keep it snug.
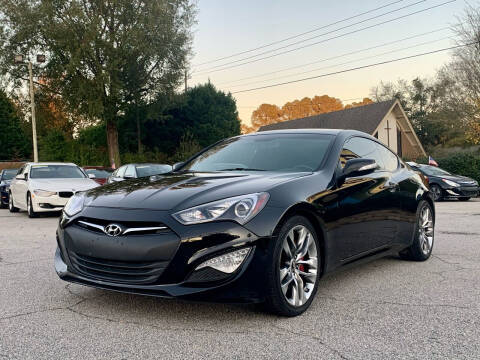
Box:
[0,169,18,206]
[55,130,433,303]
[409,164,479,199]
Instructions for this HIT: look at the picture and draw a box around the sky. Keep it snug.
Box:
[189,0,467,125]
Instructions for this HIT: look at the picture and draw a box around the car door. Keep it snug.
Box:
[13,165,30,209]
[330,136,399,261]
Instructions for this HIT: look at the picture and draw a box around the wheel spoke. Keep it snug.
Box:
[281,273,294,295]
[279,267,289,282]
[296,233,311,259]
[297,257,317,269]
[295,274,305,305]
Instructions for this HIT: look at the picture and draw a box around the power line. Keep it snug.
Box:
[193,0,405,67]
[231,42,474,94]
[216,27,449,86]
[194,0,427,73]
[193,0,456,76]
[226,36,452,90]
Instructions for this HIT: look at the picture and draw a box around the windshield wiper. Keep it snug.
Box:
[218,168,266,171]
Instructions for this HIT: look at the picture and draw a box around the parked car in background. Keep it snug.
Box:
[9,162,99,217]
[407,162,479,201]
[56,130,435,316]
[83,166,113,185]
[0,168,19,208]
[107,163,172,183]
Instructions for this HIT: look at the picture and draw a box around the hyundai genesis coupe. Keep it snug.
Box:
[55,130,435,316]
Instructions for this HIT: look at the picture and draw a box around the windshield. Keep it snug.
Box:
[30,165,86,179]
[419,165,451,176]
[85,169,111,178]
[136,164,172,177]
[2,169,18,180]
[182,134,334,172]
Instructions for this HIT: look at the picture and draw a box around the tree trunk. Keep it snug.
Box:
[106,119,121,168]
[136,104,142,153]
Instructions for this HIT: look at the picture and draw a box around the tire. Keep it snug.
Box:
[400,200,434,261]
[27,193,37,218]
[264,215,321,317]
[458,197,471,201]
[430,184,442,201]
[8,192,19,213]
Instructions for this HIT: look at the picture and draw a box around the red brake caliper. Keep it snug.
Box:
[298,257,305,272]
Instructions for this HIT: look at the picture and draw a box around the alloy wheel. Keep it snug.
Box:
[418,206,434,255]
[279,225,318,307]
[9,195,13,210]
[431,185,441,201]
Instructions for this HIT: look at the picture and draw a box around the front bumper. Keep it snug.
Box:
[32,194,70,212]
[442,185,479,199]
[55,207,273,303]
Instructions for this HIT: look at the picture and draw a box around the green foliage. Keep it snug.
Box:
[169,132,202,163]
[0,90,31,160]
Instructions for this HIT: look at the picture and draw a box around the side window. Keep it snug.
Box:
[376,144,399,172]
[116,166,127,178]
[124,165,135,178]
[340,137,385,169]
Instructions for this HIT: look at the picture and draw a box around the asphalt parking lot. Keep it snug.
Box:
[1,200,479,360]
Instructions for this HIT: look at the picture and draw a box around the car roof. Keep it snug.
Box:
[26,162,78,166]
[239,128,378,141]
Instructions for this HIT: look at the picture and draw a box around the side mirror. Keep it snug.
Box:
[342,159,378,178]
[172,162,184,171]
[16,173,27,180]
[88,173,96,179]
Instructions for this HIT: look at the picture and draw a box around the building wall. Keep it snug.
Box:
[374,112,398,153]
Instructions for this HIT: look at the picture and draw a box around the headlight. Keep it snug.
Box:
[442,179,460,187]
[63,193,85,216]
[195,248,252,273]
[34,189,57,197]
[172,192,269,225]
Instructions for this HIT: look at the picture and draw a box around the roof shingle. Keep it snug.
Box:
[258,99,396,134]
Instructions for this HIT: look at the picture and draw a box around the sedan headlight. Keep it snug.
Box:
[63,193,85,217]
[442,179,460,187]
[34,189,57,197]
[173,192,269,225]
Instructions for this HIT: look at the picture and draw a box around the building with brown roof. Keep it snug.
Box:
[259,99,426,159]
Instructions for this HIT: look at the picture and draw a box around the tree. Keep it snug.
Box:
[251,103,284,130]
[0,0,196,167]
[344,97,374,109]
[0,90,30,160]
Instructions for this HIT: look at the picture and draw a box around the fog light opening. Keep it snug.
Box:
[195,247,252,274]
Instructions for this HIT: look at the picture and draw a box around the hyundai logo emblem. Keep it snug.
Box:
[104,224,122,237]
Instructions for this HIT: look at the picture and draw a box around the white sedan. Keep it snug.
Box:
[9,162,99,218]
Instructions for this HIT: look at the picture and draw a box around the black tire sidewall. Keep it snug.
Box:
[265,215,321,316]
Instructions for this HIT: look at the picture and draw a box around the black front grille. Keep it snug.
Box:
[75,217,170,236]
[68,251,166,284]
[59,191,74,198]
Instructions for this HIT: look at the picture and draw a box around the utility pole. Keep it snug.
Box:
[28,61,38,162]
[15,54,44,163]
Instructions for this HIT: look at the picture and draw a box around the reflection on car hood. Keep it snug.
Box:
[435,174,478,185]
[29,178,100,192]
[83,171,310,210]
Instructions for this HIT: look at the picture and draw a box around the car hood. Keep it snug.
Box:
[83,171,310,211]
[432,174,478,185]
[29,178,100,192]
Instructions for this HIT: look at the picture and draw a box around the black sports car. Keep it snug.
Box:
[407,162,479,201]
[56,130,435,316]
[0,168,18,208]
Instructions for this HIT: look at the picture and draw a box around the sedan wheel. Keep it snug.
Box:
[27,194,37,218]
[430,185,442,201]
[400,200,434,261]
[265,216,320,316]
[8,193,18,213]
